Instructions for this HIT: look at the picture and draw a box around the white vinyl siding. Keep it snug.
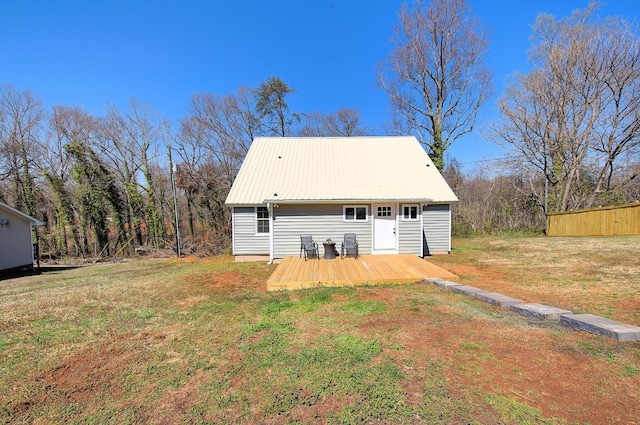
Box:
[399,204,421,254]
[272,204,372,259]
[398,217,422,255]
[422,204,451,255]
[232,207,269,255]
[231,202,452,258]
[0,209,35,271]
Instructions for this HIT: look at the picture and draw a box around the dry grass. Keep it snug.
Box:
[0,240,639,424]
[431,236,640,325]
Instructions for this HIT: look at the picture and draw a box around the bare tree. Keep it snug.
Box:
[96,105,145,249]
[297,112,325,137]
[174,116,206,238]
[122,100,170,248]
[491,4,640,212]
[0,84,45,215]
[446,161,545,235]
[378,0,492,170]
[175,87,259,247]
[187,88,257,191]
[298,108,368,137]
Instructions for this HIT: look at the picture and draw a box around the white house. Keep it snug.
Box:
[225,136,458,262]
[0,201,43,272]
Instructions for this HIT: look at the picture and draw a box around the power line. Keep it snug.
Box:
[455,155,517,165]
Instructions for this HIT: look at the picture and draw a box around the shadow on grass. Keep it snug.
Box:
[0,265,81,281]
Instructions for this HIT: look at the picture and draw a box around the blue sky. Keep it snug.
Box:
[2,0,639,169]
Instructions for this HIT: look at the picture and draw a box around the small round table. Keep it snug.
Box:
[323,242,337,259]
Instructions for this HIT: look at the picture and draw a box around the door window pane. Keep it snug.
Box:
[377,206,391,217]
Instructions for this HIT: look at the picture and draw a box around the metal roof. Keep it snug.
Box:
[225,136,458,205]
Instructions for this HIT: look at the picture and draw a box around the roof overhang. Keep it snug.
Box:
[263,198,437,204]
[227,198,458,207]
[0,201,43,225]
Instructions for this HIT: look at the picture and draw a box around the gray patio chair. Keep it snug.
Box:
[300,235,319,261]
[341,233,359,259]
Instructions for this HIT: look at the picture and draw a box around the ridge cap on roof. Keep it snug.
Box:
[252,135,415,140]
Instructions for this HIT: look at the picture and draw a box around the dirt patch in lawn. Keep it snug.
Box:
[283,394,360,425]
[176,255,235,263]
[155,369,214,424]
[10,334,178,423]
[443,262,532,299]
[176,295,210,308]
[357,286,640,425]
[209,271,252,289]
[182,270,266,293]
[19,341,142,418]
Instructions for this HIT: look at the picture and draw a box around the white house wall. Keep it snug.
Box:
[422,204,451,254]
[232,207,270,255]
[0,209,34,271]
[398,218,422,255]
[272,204,372,259]
[233,203,452,259]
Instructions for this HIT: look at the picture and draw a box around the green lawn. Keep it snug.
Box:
[1,240,639,424]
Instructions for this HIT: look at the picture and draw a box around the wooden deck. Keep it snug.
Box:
[266,254,458,291]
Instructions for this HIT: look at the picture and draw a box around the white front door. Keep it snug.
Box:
[373,204,397,253]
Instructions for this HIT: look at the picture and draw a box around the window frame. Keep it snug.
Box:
[401,204,419,221]
[343,205,369,222]
[376,205,392,217]
[255,206,270,234]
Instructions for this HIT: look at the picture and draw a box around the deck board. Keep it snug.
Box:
[266,254,458,291]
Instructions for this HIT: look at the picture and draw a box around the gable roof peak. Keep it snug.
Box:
[226,136,457,205]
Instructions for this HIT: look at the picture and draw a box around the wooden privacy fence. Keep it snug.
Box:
[546,202,640,236]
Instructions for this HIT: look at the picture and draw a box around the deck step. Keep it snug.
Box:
[511,303,573,321]
[560,314,640,342]
[474,292,523,308]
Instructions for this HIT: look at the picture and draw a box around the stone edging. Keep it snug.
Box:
[424,278,640,342]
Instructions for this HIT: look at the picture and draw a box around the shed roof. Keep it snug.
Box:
[225,136,458,205]
[0,201,43,225]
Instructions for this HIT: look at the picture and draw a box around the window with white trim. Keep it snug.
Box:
[402,204,419,221]
[256,206,270,233]
[343,205,368,222]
